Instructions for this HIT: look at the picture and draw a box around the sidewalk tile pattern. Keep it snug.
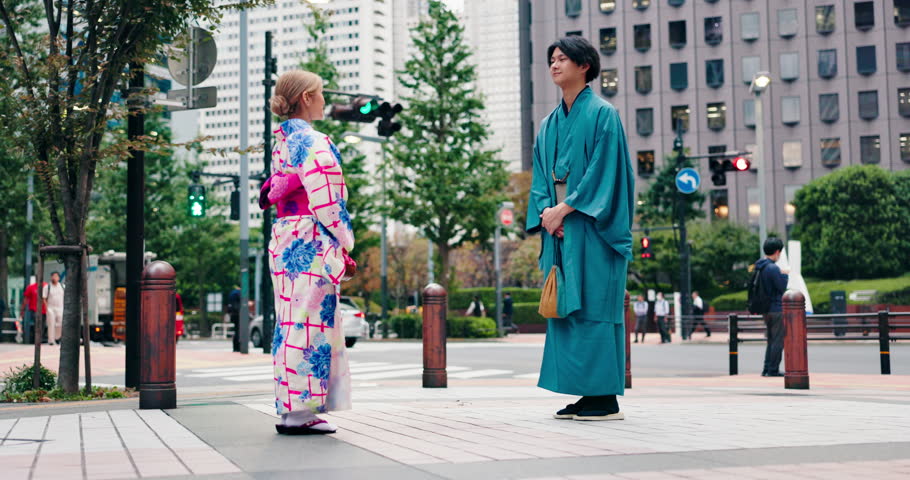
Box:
[0,410,238,479]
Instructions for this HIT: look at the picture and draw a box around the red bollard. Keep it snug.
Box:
[783,289,809,390]
[624,291,632,389]
[422,283,447,388]
[140,261,177,409]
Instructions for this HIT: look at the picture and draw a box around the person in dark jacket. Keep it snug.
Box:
[755,237,790,377]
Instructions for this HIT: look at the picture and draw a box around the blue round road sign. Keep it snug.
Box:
[675,168,701,194]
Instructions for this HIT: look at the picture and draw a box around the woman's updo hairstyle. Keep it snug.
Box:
[270,70,323,118]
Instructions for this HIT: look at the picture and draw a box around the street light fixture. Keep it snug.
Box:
[750,71,771,253]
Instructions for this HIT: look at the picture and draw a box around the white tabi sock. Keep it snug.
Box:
[281,410,337,431]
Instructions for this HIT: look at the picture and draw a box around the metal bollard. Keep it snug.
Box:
[729,314,739,375]
[422,283,447,388]
[783,290,809,390]
[878,310,891,375]
[624,291,631,389]
[140,261,177,409]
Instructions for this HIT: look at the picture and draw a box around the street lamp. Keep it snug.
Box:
[750,71,771,253]
[340,131,390,326]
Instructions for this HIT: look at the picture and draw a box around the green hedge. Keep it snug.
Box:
[449,288,542,312]
[513,302,547,324]
[386,314,496,338]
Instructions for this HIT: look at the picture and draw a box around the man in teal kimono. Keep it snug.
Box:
[526,36,634,421]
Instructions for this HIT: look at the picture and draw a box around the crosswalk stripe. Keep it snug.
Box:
[186,366,272,378]
[448,369,513,379]
[224,374,275,382]
[513,372,539,379]
[350,363,421,374]
[187,365,272,375]
[353,366,469,380]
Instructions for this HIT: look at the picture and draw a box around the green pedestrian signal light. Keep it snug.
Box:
[188,184,206,218]
[359,98,378,115]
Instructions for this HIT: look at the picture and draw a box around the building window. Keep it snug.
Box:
[599,0,616,14]
[636,108,654,136]
[899,88,910,117]
[898,0,910,26]
[711,189,729,220]
[898,43,910,72]
[855,1,874,31]
[670,62,688,91]
[743,99,756,127]
[741,12,760,42]
[778,8,798,38]
[784,185,800,228]
[706,59,724,88]
[780,52,799,81]
[818,49,837,79]
[858,90,879,120]
[816,5,835,34]
[671,105,690,133]
[781,96,800,125]
[742,56,760,84]
[857,46,876,75]
[632,0,650,10]
[705,17,722,45]
[668,0,684,7]
[566,0,582,17]
[707,102,726,131]
[635,66,652,94]
[819,93,839,123]
[600,69,618,97]
[634,24,651,52]
[782,140,802,169]
[599,27,617,55]
[669,20,686,48]
[637,151,655,177]
[860,135,881,164]
[900,133,910,162]
[820,137,841,167]
[748,188,761,226]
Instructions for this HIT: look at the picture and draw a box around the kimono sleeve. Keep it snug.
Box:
[563,107,635,260]
[286,131,355,252]
[526,124,552,234]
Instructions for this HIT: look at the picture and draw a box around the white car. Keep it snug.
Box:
[249,302,367,349]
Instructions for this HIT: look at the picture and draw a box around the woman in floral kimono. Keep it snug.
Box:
[261,70,356,435]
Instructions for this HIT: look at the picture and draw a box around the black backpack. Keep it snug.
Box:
[747,263,772,314]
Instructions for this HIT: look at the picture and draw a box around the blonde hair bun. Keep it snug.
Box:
[270,70,323,118]
[270,95,292,117]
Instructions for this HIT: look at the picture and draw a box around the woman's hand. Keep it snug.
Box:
[540,203,575,236]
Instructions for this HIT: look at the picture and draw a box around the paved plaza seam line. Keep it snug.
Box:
[1,417,20,446]
[106,411,141,478]
[162,409,246,475]
[136,409,194,475]
[26,415,50,480]
[78,414,86,480]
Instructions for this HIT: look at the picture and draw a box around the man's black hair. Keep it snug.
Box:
[547,36,600,84]
[763,237,784,256]
[51,271,60,276]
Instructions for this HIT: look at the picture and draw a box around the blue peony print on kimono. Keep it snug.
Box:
[320,295,337,327]
[281,238,321,281]
[303,343,333,389]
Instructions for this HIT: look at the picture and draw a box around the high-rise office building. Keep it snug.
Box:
[527,0,910,236]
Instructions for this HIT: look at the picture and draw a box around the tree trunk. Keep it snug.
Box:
[437,242,450,293]
[58,252,83,393]
[0,228,8,316]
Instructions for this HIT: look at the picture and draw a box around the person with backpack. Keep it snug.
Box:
[465,295,485,317]
[749,237,790,377]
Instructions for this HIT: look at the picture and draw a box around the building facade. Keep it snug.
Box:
[528,0,910,236]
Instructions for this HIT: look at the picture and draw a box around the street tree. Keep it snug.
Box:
[386,0,508,291]
[636,151,706,227]
[0,0,268,392]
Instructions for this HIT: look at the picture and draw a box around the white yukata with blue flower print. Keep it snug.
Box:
[267,118,355,415]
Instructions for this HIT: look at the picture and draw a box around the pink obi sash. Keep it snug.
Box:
[259,173,313,218]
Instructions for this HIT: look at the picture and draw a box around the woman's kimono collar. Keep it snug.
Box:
[281,118,312,135]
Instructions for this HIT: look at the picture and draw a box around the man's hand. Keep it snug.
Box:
[540,203,575,236]
[781,268,791,275]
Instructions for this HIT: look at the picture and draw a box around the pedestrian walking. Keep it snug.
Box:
[261,69,356,434]
[18,276,47,345]
[686,291,711,339]
[227,286,241,351]
[633,295,648,343]
[752,237,790,377]
[502,292,516,333]
[465,295,485,317]
[43,272,65,345]
[527,36,635,421]
[655,292,671,343]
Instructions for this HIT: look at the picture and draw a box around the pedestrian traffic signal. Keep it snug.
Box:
[377,102,403,137]
[229,189,240,220]
[708,155,752,186]
[640,236,653,259]
[329,96,380,123]
[188,184,206,217]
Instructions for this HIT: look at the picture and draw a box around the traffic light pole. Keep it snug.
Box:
[238,9,250,354]
[261,31,276,354]
[673,124,692,340]
[125,62,145,388]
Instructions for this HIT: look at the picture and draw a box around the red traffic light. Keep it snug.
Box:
[733,156,751,171]
[641,237,650,249]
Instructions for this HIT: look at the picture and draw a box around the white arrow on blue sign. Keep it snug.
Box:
[675,167,701,194]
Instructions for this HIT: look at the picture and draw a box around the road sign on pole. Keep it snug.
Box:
[675,167,701,194]
[500,208,513,226]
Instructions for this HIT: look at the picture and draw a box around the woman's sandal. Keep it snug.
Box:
[275,418,337,435]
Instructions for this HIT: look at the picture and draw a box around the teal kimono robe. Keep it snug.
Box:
[526,87,635,396]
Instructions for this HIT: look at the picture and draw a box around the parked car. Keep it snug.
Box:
[248,302,367,349]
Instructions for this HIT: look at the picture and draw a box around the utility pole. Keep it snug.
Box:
[673,122,692,340]
[125,62,145,388]
[261,31,276,354]
[238,9,250,354]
